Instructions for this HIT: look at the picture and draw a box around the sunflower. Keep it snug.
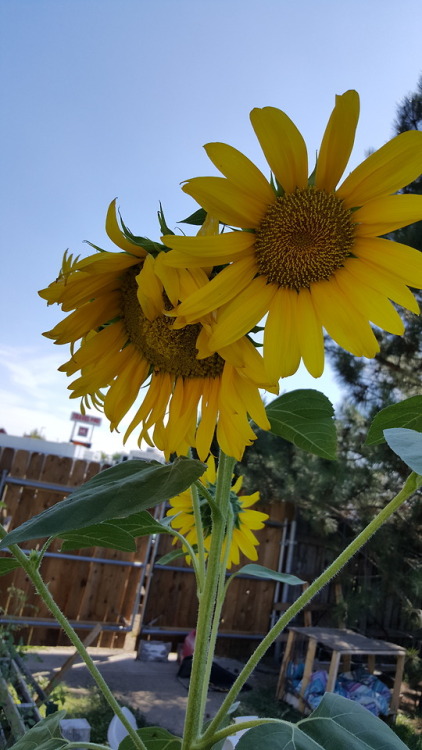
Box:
[167,456,268,569]
[161,90,422,379]
[39,201,275,461]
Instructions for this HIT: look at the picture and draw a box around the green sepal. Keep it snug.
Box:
[157,202,175,236]
[179,207,207,226]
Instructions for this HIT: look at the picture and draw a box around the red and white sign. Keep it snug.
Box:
[70,412,102,427]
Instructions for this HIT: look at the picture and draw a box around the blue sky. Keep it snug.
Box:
[0,0,421,453]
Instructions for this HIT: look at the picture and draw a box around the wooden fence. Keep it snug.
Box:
[0,446,149,648]
[0,446,412,657]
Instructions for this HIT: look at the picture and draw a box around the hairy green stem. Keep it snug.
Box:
[191,480,206,592]
[0,528,148,750]
[202,471,422,744]
[181,451,235,750]
[197,501,235,727]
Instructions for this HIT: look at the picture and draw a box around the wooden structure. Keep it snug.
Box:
[276,626,406,718]
[0,446,149,647]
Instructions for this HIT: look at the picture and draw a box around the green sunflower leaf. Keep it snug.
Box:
[384,428,422,474]
[365,395,422,445]
[236,693,408,750]
[59,511,171,552]
[0,458,205,549]
[265,389,336,459]
[179,207,207,226]
[0,557,21,576]
[231,564,304,586]
[5,711,68,750]
[156,549,188,566]
[119,725,182,750]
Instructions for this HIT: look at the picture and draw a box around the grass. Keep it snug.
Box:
[42,686,148,744]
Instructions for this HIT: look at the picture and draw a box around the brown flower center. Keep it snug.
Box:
[254,188,355,289]
[120,267,224,378]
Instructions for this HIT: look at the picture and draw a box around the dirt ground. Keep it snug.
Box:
[24,647,272,737]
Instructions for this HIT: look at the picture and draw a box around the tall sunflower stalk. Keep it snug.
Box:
[1,89,421,750]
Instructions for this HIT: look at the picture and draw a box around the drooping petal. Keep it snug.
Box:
[250,106,308,193]
[315,90,360,191]
[337,130,422,207]
[182,177,267,228]
[296,289,325,377]
[342,256,420,314]
[264,288,301,380]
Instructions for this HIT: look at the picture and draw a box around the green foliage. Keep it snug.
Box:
[229,564,304,586]
[0,457,205,549]
[266,390,336,460]
[366,396,422,445]
[384,428,422,474]
[6,711,67,750]
[0,558,20,576]
[119,726,182,750]
[236,694,409,750]
[59,511,172,552]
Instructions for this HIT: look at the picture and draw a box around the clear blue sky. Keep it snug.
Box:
[1,0,421,453]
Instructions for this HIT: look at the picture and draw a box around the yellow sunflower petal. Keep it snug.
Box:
[345,244,422,313]
[239,508,268,529]
[337,130,422,207]
[296,289,325,377]
[208,277,277,351]
[44,293,121,344]
[104,355,150,430]
[354,195,422,237]
[232,528,259,560]
[264,288,301,380]
[311,279,379,357]
[136,256,164,321]
[231,475,243,494]
[335,267,405,335]
[250,106,308,193]
[183,177,267,228]
[105,199,147,257]
[315,90,360,192]
[238,492,260,508]
[204,142,276,206]
[171,255,257,322]
[161,231,256,267]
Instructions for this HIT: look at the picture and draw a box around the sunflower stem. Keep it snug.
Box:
[201,471,422,745]
[197,500,235,726]
[0,528,148,750]
[194,479,220,516]
[181,451,235,750]
[191,480,207,591]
